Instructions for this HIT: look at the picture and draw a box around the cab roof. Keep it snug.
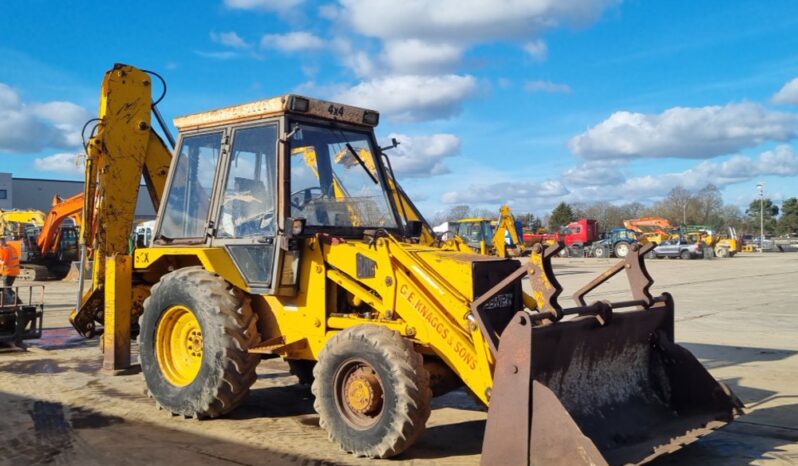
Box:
[457,218,491,223]
[173,94,380,132]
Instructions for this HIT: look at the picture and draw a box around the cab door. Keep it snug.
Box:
[211,122,282,293]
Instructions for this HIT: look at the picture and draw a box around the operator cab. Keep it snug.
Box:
[154,95,402,294]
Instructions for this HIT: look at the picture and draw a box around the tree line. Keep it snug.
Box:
[432,184,798,237]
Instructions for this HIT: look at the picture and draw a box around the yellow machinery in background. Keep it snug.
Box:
[1,200,83,280]
[0,210,46,237]
[69,64,740,466]
[623,217,675,244]
[714,226,742,257]
[453,205,525,257]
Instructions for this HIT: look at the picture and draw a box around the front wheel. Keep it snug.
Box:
[715,247,728,258]
[680,250,692,260]
[593,245,609,258]
[312,325,431,458]
[139,267,260,418]
[614,241,630,258]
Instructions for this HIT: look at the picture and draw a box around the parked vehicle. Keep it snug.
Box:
[524,219,638,258]
[650,237,703,259]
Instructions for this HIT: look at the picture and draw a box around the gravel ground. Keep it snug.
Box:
[1,252,796,465]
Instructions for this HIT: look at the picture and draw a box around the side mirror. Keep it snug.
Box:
[405,220,423,238]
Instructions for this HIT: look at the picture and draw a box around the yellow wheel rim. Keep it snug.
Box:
[156,305,203,387]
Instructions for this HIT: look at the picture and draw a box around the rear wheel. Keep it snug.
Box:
[312,325,431,458]
[680,250,692,260]
[614,241,630,258]
[139,266,260,418]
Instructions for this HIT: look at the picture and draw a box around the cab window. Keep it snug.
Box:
[160,132,222,239]
[217,125,278,238]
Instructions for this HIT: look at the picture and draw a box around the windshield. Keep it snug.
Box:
[288,122,398,229]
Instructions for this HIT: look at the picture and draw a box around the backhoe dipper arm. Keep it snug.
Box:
[492,205,523,257]
[70,64,172,338]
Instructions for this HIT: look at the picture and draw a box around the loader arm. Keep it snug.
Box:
[70,64,172,339]
[341,146,446,247]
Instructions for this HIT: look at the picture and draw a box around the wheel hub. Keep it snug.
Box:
[155,305,203,387]
[343,367,383,416]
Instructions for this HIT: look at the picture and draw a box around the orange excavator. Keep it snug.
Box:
[16,193,83,280]
[623,217,675,245]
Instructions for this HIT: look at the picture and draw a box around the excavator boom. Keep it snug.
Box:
[37,193,83,256]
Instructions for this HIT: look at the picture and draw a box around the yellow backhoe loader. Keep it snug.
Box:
[70,64,740,465]
[439,205,525,257]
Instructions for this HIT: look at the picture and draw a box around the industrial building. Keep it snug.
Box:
[0,172,155,220]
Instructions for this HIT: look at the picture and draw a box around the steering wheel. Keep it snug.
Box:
[291,187,323,211]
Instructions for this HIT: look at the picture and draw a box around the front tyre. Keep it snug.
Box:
[139,266,260,418]
[312,325,432,458]
[614,241,631,258]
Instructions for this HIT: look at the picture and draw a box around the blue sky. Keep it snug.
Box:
[2,0,798,217]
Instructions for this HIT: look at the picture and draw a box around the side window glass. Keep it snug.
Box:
[160,132,222,239]
[217,125,278,238]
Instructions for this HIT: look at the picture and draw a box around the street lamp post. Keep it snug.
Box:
[756,182,764,253]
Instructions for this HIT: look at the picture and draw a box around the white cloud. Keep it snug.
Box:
[338,0,618,44]
[331,0,616,75]
[772,77,798,105]
[223,0,304,12]
[335,74,478,122]
[210,31,252,49]
[329,38,378,79]
[569,102,797,160]
[561,161,625,186]
[261,31,325,52]
[194,50,240,60]
[385,133,461,177]
[568,145,798,201]
[381,40,463,74]
[34,152,85,175]
[524,40,548,60]
[442,179,569,204]
[525,80,572,93]
[0,83,92,153]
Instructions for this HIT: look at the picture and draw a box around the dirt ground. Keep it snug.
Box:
[1,252,797,466]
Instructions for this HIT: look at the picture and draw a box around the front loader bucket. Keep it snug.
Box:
[481,299,741,466]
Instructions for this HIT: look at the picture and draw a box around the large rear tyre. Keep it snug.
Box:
[312,325,431,458]
[139,266,260,419]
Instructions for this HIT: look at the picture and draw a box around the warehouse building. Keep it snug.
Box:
[0,172,156,220]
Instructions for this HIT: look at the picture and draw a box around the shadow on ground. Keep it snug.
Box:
[0,390,326,466]
[651,402,798,466]
[683,342,798,371]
